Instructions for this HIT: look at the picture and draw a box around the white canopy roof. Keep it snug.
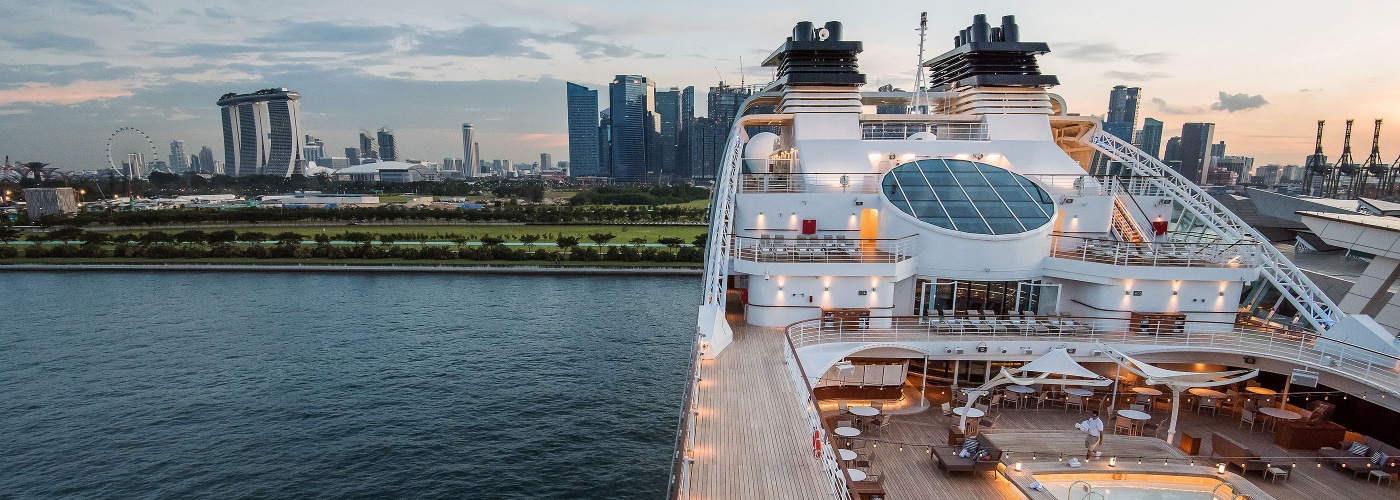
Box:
[1015,347,1105,380]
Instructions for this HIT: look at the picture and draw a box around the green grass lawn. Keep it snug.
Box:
[92,224,707,244]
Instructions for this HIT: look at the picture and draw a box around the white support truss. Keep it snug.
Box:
[1088,130,1343,331]
[696,128,745,357]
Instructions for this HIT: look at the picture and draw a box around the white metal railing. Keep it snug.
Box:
[861,121,989,141]
[1088,131,1342,330]
[1049,234,1257,268]
[739,172,882,194]
[782,324,854,500]
[667,337,702,500]
[733,234,917,264]
[785,316,1400,396]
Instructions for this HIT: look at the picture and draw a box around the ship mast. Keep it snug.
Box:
[911,12,928,114]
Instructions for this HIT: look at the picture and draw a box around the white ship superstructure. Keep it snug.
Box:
[672,14,1400,500]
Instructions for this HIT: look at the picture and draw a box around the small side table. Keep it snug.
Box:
[1370,469,1393,486]
[1265,466,1289,483]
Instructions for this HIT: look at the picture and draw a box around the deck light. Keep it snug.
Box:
[1217,463,1226,474]
[1014,461,1022,472]
[1108,457,1116,467]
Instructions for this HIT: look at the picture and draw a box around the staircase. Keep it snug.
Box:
[1088,130,1343,331]
[1110,197,1148,244]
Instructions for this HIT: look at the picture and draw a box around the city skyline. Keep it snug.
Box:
[1,1,1398,170]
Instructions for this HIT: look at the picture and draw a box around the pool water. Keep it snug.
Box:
[1039,480,1217,500]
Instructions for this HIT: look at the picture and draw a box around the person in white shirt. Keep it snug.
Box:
[1080,410,1104,459]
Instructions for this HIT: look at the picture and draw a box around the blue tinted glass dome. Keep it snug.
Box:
[881,159,1056,235]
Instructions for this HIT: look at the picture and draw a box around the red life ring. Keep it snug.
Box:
[812,429,822,457]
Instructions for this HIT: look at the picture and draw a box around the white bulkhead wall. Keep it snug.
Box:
[1056,277,1244,330]
[746,275,895,327]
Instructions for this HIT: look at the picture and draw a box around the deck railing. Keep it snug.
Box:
[1049,233,1258,268]
[666,335,703,500]
[739,173,882,194]
[733,234,917,264]
[860,121,989,141]
[784,315,1400,397]
[781,320,856,500]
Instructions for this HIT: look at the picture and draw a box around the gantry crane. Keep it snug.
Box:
[1303,121,1329,197]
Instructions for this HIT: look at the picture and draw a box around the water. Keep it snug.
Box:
[1040,480,1217,500]
[0,272,697,499]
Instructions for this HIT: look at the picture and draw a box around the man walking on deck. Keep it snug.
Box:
[1078,410,1104,459]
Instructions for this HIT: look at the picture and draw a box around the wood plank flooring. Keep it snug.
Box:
[844,384,1400,499]
[687,322,831,500]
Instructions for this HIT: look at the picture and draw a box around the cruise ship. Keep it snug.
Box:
[670,14,1400,500]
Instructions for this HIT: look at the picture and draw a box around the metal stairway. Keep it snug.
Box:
[1088,130,1343,331]
[1110,197,1148,244]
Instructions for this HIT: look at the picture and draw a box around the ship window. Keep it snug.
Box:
[881,158,1055,235]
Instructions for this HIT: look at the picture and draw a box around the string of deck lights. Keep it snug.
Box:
[840,436,1398,471]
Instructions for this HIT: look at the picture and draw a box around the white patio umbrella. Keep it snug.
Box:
[1095,342,1258,444]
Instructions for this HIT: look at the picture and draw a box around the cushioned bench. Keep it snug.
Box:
[931,444,1002,477]
[1211,432,1266,474]
[1319,435,1400,475]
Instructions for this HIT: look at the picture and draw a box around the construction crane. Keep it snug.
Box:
[1362,119,1389,197]
[1303,120,1328,197]
[1331,119,1358,199]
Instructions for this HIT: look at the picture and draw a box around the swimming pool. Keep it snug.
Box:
[1032,473,1241,500]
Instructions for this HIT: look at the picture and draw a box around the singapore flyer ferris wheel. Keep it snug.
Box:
[105,126,158,178]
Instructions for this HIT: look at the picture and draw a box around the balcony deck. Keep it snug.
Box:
[824,381,1400,499]
[686,322,830,499]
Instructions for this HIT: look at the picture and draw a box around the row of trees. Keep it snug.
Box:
[0,226,707,248]
[1,240,703,263]
[569,185,711,205]
[27,204,709,228]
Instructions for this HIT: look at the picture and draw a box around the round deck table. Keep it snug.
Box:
[1246,386,1278,395]
[834,426,862,438]
[1007,385,1035,394]
[1117,409,1152,420]
[951,407,985,418]
[838,449,857,461]
[848,406,880,417]
[1064,388,1093,397]
[847,469,868,481]
[1188,388,1226,398]
[1132,387,1163,396]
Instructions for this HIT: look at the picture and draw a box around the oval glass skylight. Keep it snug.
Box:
[881,159,1055,235]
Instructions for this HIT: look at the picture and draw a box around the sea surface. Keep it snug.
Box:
[1,271,696,499]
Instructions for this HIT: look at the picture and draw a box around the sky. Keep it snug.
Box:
[2,0,1399,171]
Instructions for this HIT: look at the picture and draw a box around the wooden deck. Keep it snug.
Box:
[687,321,831,499]
[830,381,1400,499]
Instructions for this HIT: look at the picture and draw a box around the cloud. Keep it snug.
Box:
[1102,70,1168,82]
[1150,97,1204,115]
[67,0,147,21]
[0,31,100,52]
[251,22,405,54]
[0,62,145,88]
[1052,42,1171,66]
[1210,91,1268,112]
[1130,53,1171,65]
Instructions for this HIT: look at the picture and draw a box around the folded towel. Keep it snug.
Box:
[1029,480,1044,491]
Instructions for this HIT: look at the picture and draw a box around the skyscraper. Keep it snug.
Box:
[656,88,681,179]
[691,83,753,181]
[1163,137,1181,163]
[565,82,602,178]
[303,135,324,163]
[597,109,612,177]
[359,132,378,163]
[609,75,658,183]
[377,128,397,161]
[217,88,306,177]
[345,147,360,166]
[197,146,216,174]
[1103,85,1141,141]
[679,86,695,178]
[461,123,479,177]
[1178,123,1216,184]
[1210,141,1226,159]
[168,140,189,172]
[1138,118,1164,160]
[540,153,553,172]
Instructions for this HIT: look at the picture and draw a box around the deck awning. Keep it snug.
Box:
[1015,347,1104,380]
